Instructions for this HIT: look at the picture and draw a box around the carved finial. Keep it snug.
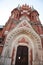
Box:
[17,4,20,10]
[31,5,35,11]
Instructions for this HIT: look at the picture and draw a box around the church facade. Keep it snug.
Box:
[0,4,43,65]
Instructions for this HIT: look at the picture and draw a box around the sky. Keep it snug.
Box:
[0,0,43,25]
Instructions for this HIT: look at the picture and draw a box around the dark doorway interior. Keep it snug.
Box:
[15,46,28,65]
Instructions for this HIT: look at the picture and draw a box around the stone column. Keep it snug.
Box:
[0,56,12,65]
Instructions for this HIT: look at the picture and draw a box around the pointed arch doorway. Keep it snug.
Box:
[15,46,28,65]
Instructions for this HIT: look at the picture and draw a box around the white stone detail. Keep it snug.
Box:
[1,17,42,65]
[4,31,8,35]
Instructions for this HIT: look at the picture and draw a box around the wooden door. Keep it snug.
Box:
[15,46,28,65]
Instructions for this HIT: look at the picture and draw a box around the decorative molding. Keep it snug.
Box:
[0,44,4,46]
[4,31,8,35]
[1,17,42,65]
[40,34,43,38]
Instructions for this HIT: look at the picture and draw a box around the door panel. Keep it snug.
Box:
[15,46,28,65]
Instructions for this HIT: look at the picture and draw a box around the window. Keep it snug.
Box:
[32,16,34,20]
[0,38,2,43]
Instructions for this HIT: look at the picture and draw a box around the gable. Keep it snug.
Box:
[4,16,42,49]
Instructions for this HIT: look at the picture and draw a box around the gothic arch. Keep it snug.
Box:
[4,18,42,50]
[11,34,35,65]
[1,17,42,65]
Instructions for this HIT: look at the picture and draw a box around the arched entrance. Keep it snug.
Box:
[1,19,42,65]
[11,41,33,65]
[15,46,28,65]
